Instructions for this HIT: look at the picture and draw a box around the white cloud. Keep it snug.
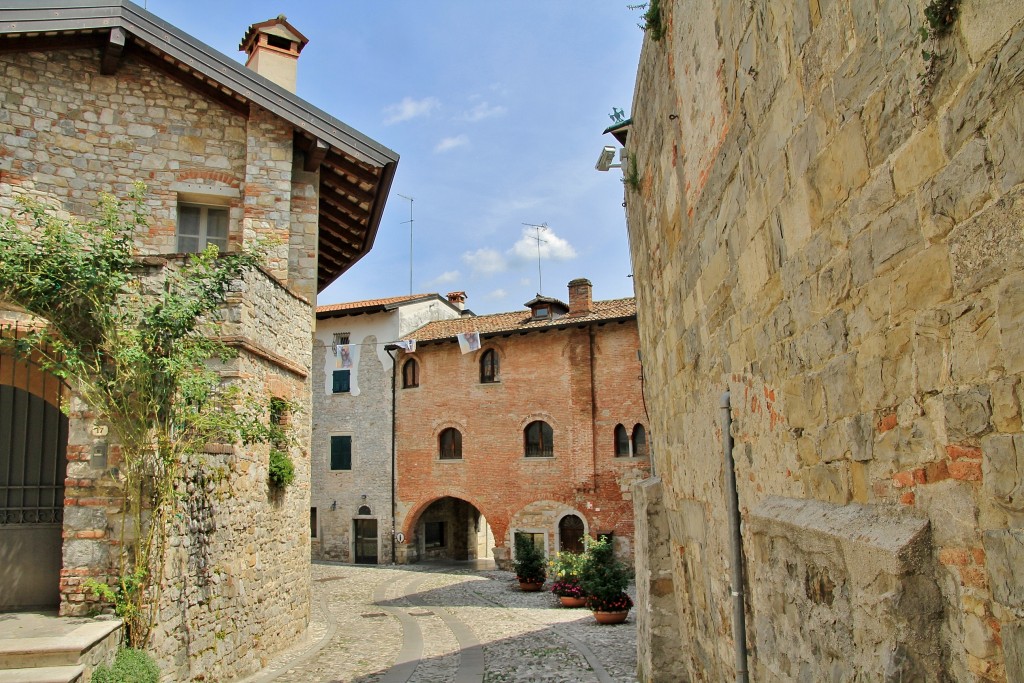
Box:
[383,96,440,125]
[462,248,507,275]
[509,226,577,262]
[429,270,461,286]
[486,288,508,299]
[463,102,507,122]
[434,135,469,153]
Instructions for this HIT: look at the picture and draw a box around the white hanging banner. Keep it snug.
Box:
[394,339,417,352]
[456,331,481,354]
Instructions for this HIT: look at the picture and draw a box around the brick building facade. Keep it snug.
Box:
[393,279,651,568]
[0,3,397,680]
[311,294,463,564]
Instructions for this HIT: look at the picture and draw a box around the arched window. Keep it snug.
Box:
[402,358,419,388]
[480,348,499,383]
[524,421,554,458]
[614,424,630,457]
[357,505,371,516]
[632,424,648,456]
[439,428,462,460]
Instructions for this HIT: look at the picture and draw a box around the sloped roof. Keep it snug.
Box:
[0,1,399,293]
[317,293,460,319]
[406,298,636,344]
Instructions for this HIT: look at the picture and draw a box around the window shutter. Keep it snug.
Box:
[331,435,352,470]
[332,370,351,393]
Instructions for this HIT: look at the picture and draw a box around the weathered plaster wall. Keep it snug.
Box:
[626,1,1024,680]
[310,298,462,564]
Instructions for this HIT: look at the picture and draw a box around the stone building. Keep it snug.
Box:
[393,279,651,568]
[311,293,464,564]
[621,1,1024,681]
[0,2,397,680]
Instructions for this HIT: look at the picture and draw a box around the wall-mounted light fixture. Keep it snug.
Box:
[330,500,337,511]
[595,145,622,172]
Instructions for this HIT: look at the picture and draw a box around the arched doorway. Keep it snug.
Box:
[412,496,493,563]
[0,333,69,610]
[558,514,585,554]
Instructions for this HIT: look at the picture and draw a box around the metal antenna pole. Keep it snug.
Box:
[522,222,548,295]
[398,194,414,295]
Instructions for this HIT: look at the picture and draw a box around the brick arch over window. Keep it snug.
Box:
[614,423,630,456]
[402,357,419,388]
[479,347,500,383]
[438,427,462,460]
[632,423,648,456]
[524,420,554,458]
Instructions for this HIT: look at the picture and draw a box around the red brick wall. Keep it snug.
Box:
[395,318,651,562]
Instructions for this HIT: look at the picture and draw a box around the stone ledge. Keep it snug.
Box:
[0,665,84,683]
[749,495,930,575]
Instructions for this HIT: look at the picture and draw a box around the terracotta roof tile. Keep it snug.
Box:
[406,298,636,343]
[317,293,437,316]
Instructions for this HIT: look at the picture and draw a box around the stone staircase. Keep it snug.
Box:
[0,613,121,683]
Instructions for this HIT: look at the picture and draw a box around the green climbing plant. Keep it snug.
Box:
[916,0,960,93]
[628,1,665,41]
[0,183,283,648]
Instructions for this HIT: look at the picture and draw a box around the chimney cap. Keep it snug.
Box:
[239,15,309,55]
[446,291,467,303]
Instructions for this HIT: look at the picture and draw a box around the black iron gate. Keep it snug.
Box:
[0,322,69,610]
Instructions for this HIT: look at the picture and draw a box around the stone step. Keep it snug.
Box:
[0,621,120,669]
[0,665,84,683]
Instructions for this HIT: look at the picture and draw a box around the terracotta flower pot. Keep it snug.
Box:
[593,609,629,625]
[559,595,587,608]
[519,580,544,592]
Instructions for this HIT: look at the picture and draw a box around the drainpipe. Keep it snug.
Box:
[721,389,749,683]
[588,325,598,492]
[385,345,398,565]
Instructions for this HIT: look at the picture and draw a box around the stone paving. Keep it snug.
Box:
[238,561,638,683]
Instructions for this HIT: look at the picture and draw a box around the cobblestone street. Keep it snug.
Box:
[239,561,638,683]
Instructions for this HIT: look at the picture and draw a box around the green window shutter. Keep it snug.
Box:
[332,370,350,393]
[330,435,352,470]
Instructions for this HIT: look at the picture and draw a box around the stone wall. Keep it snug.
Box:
[0,46,315,681]
[625,1,1024,680]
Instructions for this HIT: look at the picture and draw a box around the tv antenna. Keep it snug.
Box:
[522,222,548,295]
[398,194,414,295]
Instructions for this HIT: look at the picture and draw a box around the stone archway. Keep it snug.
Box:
[0,325,69,610]
[406,496,494,563]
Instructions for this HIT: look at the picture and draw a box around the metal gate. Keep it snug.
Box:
[0,323,69,610]
[354,518,378,564]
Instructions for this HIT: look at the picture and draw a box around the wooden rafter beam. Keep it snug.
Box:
[321,167,375,206]
[302,137,329,172]
[323,152,379,186]
[100,27,125,75]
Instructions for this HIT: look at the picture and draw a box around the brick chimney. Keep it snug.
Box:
[447,291,467,310]
[239,15,309,93]
[568,278,592,315]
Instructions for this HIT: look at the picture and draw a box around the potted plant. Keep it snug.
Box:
[549,551,587,607]
[513,534,547,591]
[579,535,633,624]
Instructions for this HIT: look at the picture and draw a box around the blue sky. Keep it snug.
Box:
[145,1,642,314]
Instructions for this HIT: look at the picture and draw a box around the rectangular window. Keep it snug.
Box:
[332,370,351,393]
[332,332,350,348]
[310,507,318,538]
[177,204,228,253]
[330,435,352,471]
[424,521,446,548]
